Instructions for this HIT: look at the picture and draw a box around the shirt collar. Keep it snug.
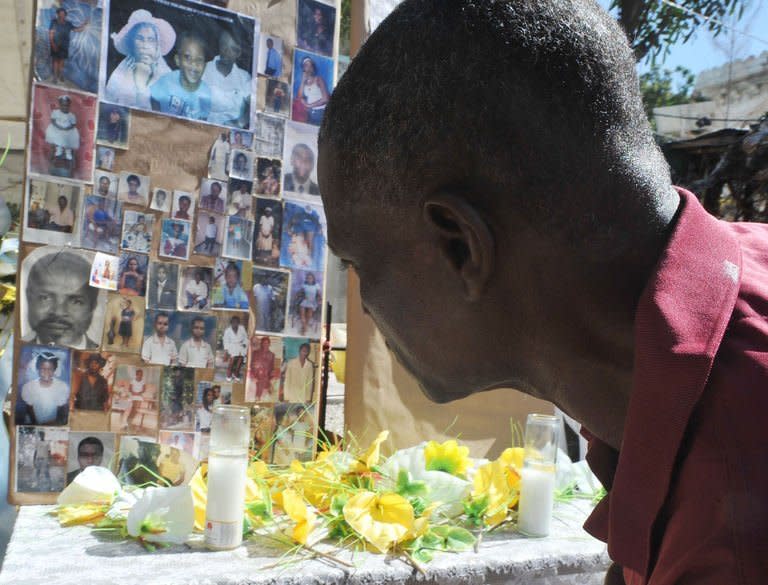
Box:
[586,189,742,574]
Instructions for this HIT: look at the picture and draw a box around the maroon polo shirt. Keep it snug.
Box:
[583,189,768,584]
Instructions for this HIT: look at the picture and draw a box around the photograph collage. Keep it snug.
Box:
[13,0,337,500]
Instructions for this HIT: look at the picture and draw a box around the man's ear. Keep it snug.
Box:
[422,193,494,301]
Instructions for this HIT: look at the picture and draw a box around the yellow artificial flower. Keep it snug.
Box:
[288,458,341,511]
[249,460,270,480]
[499,447,524,496]
[472,459,514,527]
[55,504,108,527]
[190,463,267,532]
[361,430,390,470]
[424,439,471,477]
[276,489,316,545]
[343,491,414,553]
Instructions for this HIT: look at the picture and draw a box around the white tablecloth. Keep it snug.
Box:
[0,500,610,585]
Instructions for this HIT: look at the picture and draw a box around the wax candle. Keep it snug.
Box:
[204,405,250,550]
[517,413,559,537]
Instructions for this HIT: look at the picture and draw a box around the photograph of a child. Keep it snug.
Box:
[24,178,80,247]
[280,200,326,272]
[94,171,119,197]
[80,195,122,254]
[159,218,191,260]
[176,313,217,369]
[213,313,249,382]
[226,178,252,217]
[14,345,72,427]
[15,426,68,493]
[121,210,154,253]
[150,187,172,213]
[271,403,315,464]
[245,334,282,403]
[252,113,284,158]
[159,366,195,430]
[296,0,335,57]
[291,49,333,127]
[223,215,253,260]
[117,253,149,297]
[102,295,145,353]
[251,267,289,334]
[208,133,230,180]
[211,258,251,310]
[34,3,102,92]
[194,212,225,257]
[118,171,150,206]
[257,35,284,79]
[29,85,97,181]
[90,252,119,291]
[178,266,213,311]
[96,146,116,171]
[286,269,323,338]
[66,432,115,486]
[253,198,282,268]
[199,178,227,214]
[111,364,160,434]
[96,102,130,149]
[172,190,195,221]
[254,158,281,196]
[102,0,257,129]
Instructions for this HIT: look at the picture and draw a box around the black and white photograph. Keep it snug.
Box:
[171,190,195,221]
[282,121,319,197]
[280,199,327,271]
[291,49,333,127]
[257,34,284,79]
[258,78,290,118]
[255,158,282,197]
[146,261,179,310]
[96,146,116,171]
[226,178,253,218]
[286,269,323,338]
[159,218,191,260]
[193,212,225,257]
[251,267,289,334]
[34,2,103,93]
[208,132,231,180]
[94,171,119,197]
[80,195,122,254]
[252,112,285,159]
[253,198,282,268]
[96,102,130,149]
[296,0,335,58]
[23,178,80,246]
[199,178,227,214]
[223,215,254,261]
[15,426,68,493]
[177,266,213,311]
[14,345,72,427]
[118,171,150,206]
[228,148,254,181]
[121,210,154,254]
[102,294,145,354]
[111,366,160,435]
[20,246,107,350]
[65,432,116,485]
[101,0,258,129]
[150,187,172,213]
[175,313,217,369]
[117,252,149,297]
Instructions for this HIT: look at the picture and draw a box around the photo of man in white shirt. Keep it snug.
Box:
[178,316,214,369]
[141,311,178,366]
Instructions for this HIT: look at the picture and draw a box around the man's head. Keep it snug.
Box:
[290,144,315,183]
[98,176,111,195]
[155,189,167,205]
[234,152,247,171]
[299,342,310,360]
[191,317,205,340]
[194,270,202,283]
[154,312,170,336]
[76,437,104,470]
[109,108,122,124]
[126,174,140,194]
[266,38,274,49]
[218,30,242,67]
[58,196,68,210]
[210,182,222,197]
[178,195,191,214]
[86,353,103,374]
[230,315,240,329]
[157,265,168,282]
[175,31,207,90]
[26,251,99,345]
[318,0,677,403]
[56,8,67,22]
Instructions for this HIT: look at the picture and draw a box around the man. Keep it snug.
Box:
[33,431,51,489]
[97,175,113,197]
[201,29,252,127]
[282,342,314,403]
[66,437,104,485]
[317,1,768,583]
[119,174,145,205]
[24,249,100,348]
[178,316,214,369]
[174,194,192,220]
[141,311,177,365]
[148,263,177,310]
[229,181,251,217]
[47,195,74,232]
[208,134,230,180]
[19,352,70,425]
[74,353,109,411]
[150,31,211,120]
[184,270,209,310]
[223,315,248,382]
[264,37,282,78]
[200,181,225,213]
[284,144,319,195]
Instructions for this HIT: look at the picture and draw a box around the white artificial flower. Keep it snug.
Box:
[106,487,144,521]
[126,486,194,544]
[57,466,121,506]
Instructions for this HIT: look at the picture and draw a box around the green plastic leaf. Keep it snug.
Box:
[432,525,476,551]
[411,547,434,563]
[396,470,429,497]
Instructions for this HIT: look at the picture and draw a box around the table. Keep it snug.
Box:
[0,500,610,585]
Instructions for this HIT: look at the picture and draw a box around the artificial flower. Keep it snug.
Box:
[106,487,143,521]
[276,489,316,545]
[57,466,121,506]
[471,458,517,527]
[424,440,471,477]
[126,486,194,545]
[55,503,108,527]
[343,491,414,553]
[189,464,208,532]
[358,430,389,471]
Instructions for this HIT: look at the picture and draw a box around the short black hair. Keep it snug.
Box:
[155,311,170,323]
[179,195,191,205]
[177,30,208,55]
[320,0,671,249]
[191,316,205,328]
[78,436,104,457]
[27,250,99,309]
[36,353,59,371]
[126,174,140,185]
[225,261,240,278]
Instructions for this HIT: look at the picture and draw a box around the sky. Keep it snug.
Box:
[597,0,768,77]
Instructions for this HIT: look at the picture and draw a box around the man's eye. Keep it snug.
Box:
[69,296,86,306]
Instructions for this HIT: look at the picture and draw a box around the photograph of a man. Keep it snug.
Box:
[202,29,252,127]
[21,247,104,349]
[66,435,106,485]
[283,143,319,195]
[147,262,179,310]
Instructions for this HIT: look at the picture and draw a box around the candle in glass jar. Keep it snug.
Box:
[517,413,559,537]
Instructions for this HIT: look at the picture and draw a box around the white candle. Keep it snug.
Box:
[517,466,556,537]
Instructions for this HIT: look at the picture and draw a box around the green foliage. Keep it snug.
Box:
[639,65,699,128]
[407,526,476,563]
[612,0,745,62]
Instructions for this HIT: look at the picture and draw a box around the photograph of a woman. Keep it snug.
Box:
[291,51,332,126]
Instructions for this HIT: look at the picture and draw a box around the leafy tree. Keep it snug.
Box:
[639,65,699,128]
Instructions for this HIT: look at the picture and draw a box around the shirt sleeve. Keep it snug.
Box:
[178,342,189,366]
[141,338,151,362]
